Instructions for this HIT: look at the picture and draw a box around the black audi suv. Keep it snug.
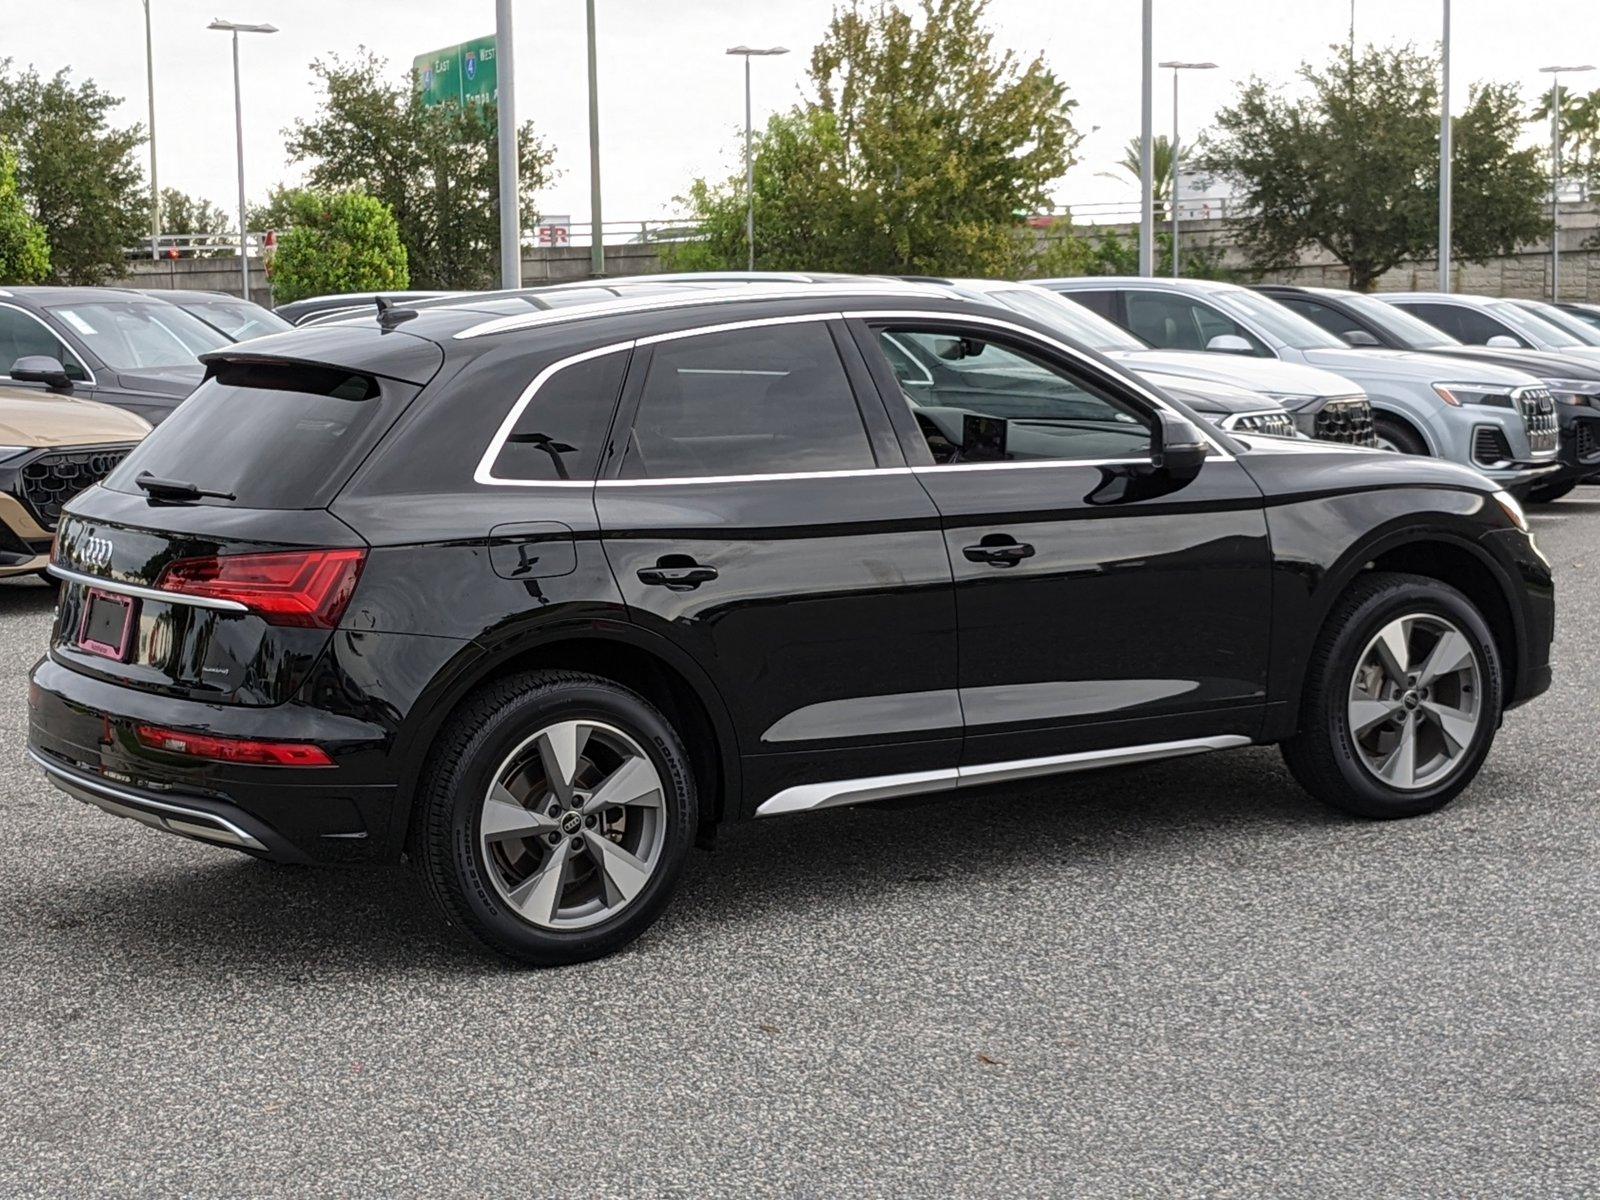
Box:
[29,282,1554,965]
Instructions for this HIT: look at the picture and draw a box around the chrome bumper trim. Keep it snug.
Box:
[46,565,249,612]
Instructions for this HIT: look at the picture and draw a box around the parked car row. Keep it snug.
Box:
[21,274,1565,967]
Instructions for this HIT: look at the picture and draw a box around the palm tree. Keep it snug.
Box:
[1100,135,1176,213]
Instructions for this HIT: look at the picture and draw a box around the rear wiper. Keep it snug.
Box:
[134,472,236,503]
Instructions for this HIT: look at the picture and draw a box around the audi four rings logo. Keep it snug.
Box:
[80,537,113,571]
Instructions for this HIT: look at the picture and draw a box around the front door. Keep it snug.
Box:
[852,316,1273,767]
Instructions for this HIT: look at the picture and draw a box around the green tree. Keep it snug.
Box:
[0,61,146,284]
[1531,84,1599,191]
[159,187,232,257]
[0,142,49,283]
[672,0,1080,276]
[265,190,409,304]
[1101,134,1175,212]
[283,50,555,289]
[1203,44,1545,290]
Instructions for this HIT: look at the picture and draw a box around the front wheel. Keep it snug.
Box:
[416,671,697,965]
[1281,572,1502,820]
[1372,415,1428,456]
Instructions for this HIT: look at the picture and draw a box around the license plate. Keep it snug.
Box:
[78,589,135,661]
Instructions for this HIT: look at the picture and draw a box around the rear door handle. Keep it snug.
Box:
[637,557,719,590]
[962,535,1035,567]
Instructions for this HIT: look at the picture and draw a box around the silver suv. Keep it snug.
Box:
[1036,277,1561,495]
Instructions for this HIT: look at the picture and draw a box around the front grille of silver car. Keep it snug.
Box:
[1516,388,1558,455]
[18,445,134,529]
[1313,397,1378,447]
[1226,411,1297,439]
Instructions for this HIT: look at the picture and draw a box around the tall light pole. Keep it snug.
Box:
[495,0,520,288]
[1158,60,1217,277]
[586,0,604,277]
[1138,0,1155,276]
[208,19,276,301]
[141,1,159,260]
[725,45,789,272]
[1539,64,1594,301]
[1438,0,1451,291]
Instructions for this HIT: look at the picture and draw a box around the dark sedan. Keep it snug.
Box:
[139,289,291,342]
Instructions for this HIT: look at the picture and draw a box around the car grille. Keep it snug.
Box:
[1517,388,1558,455]
[1577,418,1600,464]
[1313,397,1378,446]
[1227,411,1297,438]
[1473,427,1513,466]
[18,446,134,529]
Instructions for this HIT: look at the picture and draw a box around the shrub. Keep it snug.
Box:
[266,189,408,303]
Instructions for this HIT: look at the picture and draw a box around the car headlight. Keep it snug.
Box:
[1492,489,1529,532]
[1542,378,1600,405]
[1432,383,1514,408]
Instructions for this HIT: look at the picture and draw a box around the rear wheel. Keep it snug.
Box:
[1372,415,1428,456]
[417,670,696,965]
[1281,572,1501,820]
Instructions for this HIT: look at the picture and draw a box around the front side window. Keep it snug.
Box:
[44,301,229,369]
[0,306,88,379]
[874,325,1154,465]
[1277,296,1368,342]
[1124,291,1269,356]
[620,322,875,479]
[1397,302,1525,347]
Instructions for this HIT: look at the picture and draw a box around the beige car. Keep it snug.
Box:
[0,384,150,579]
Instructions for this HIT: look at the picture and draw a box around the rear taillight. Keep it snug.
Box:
[156,548,366,629]
[135,724,334,767]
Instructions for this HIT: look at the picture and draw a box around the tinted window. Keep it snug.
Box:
[1276,296,1368,341]
[104,362,412,508]
[1063,290,1120,322]
[1211,289,1346,349]
[1397,302,1525,347]
[874,326,1153,464]
[988,287,1146,351]
[1125,291,1269,355]
[620,322,874,479]
[46,301,229,368]
[176,297,291,341]
[489,351,628,481]
[0,306,88,379]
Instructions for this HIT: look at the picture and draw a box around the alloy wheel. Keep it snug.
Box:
[478,719,668,930]
[1346,613,1482,791]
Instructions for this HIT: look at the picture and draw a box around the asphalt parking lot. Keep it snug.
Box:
[0,496,1596,1198]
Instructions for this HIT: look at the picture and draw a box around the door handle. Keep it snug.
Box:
[637,557,719,590]
[962,535,1035,567]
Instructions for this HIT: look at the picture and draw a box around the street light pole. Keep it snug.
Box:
[1158,61,1218,278]
[725,45,789,273]
[495,0,520,288]
[1540,64,1594,302]
[208,19,276,302]
[141,0,159,260]
[1138,0,1154,276]
[586,0,604,276]
[1438,0,1451,292]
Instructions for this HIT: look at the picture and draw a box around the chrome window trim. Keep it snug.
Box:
[755,734,1252,817]
[47,565,250,612]
[472,308,1234,490]
[0,301,97,386]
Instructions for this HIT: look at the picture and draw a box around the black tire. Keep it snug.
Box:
[1372,414,1428,456]
[416,670,696,965]
[1280,572,1502,820]
[1525,478,1575,504]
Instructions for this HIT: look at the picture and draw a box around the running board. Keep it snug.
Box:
[754,735,1252,817]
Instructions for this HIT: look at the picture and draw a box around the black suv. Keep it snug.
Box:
[29,283,1554,965]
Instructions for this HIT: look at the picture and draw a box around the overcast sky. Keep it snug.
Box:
[9,0,1598,230]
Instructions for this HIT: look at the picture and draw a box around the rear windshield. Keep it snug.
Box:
[103,361,414,509]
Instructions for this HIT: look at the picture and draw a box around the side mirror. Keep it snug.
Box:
[1205,333,1255,355]
[1153,411,1208,481]
[10,355,73,391]
[1343,329,1382,347]
[1486,334,1520,349]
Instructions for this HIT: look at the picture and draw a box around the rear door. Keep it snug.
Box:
[595,315,958,814]
[852,314,1273,767]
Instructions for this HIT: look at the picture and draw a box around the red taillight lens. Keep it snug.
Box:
[157,548,366,628]
[135,724,334,767]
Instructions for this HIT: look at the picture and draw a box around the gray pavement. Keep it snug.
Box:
[1,496,1597,1198]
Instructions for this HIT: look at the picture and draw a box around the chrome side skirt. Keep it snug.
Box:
[754,735,1252,817]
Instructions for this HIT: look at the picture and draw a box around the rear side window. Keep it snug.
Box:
[488,351,628,481]
[619,322,875,479]
[104,362,413,509]
[1398,302,1523,347]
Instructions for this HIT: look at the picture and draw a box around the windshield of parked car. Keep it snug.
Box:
[1211,289,1348,350]
[45,301,229,369]
[1339,291,1462,348]
[1510,300,1600,347]
[177,297,291,341]
[983,287,1148,352]
[1489,301,1587,348]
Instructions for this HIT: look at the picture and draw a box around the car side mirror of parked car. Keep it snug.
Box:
[1153,411,1208,482]
[1343,329,1382,347]
[1486,335,1520,349]
[10,355,74,392]
[1205,334,1254,355]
